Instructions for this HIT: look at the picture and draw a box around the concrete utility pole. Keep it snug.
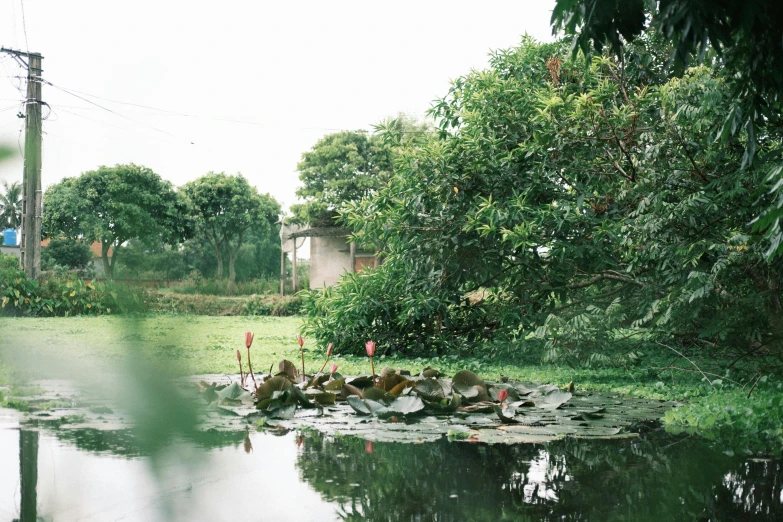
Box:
[1,47,43,279]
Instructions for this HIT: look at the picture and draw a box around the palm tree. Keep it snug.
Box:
[0,180,22,230]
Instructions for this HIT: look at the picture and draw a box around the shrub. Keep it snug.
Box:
[41,238,93,270]
[244,294,302,317]
[0,256,144,316]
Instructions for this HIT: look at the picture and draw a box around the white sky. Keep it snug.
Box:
[0,0,555,214]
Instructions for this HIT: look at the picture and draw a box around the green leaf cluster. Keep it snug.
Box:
[302,37,783,362]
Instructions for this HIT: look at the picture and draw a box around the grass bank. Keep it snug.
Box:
[1,315,780,455]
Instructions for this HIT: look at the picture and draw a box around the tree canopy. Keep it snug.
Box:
[551,0,783,259]
[181,172,280,293]
[42,164,181,278]
[290,130,395,226]
[301,37,783,365]
[0,180,22,230]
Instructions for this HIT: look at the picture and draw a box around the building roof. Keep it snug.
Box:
[41,238,112,258]
[287,226,351,239]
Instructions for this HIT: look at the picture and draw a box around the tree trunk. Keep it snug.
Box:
[101,241,113,279]
[226,235,243,296]
[228,249,237,295]
[212,242,223,291]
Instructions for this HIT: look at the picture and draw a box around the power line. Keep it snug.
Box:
[43,79,186,140]
[45,82,395,133]
[19,0,29,53]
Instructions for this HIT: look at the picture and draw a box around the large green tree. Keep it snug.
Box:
[42,164,181,278]
[290,130,395,226]
[181,172,280,293]
[302,37,782,363]
[550,0,783,259]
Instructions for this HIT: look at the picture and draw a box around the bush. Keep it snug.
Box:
[41,238,93,270]
[145,292,301,316]
[0,254,144,316]
[145,292,244,315]
[163,277,281,296]
[244,294,302,316]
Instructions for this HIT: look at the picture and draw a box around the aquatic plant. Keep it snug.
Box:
[366,340,376,385]
[245,331,257,390]
[317,342,334,374]
[297,334,306,379]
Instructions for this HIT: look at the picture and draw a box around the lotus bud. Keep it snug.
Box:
[365,341,376,357]
[245,331,254,349]
[297,334,305,348]
[330,363,338,376]
[327,342,333,357]
[236,349,242,362]
[365,440,374,454]
[498,389,509,404]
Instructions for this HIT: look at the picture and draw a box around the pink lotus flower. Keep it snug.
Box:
[365,440,374,454]
[366,340,377,385]
[296,334,306,378]
[245,331,254,349]
[498,389,509,404]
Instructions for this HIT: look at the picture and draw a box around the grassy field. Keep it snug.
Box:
[0,314,708,395]
[1,314,781,454]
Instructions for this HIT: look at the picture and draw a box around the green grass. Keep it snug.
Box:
[1,314,781,454]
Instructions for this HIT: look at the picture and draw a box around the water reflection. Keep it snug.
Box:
[1,423,781,521]
[295,431,783,522]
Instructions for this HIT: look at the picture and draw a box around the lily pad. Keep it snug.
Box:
[452,370,485,389]
[256,376,292,401]
[536,389,572,409]
[413,378,445,401]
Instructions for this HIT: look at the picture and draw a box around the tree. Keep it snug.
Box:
[302,37,783,364]
[290,130,395,226]
[550,0,783,258]
[181,173,280,293]
[0,180,22,230]
[42,164,181,279]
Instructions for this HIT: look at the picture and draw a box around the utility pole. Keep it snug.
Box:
[1,47,43,279]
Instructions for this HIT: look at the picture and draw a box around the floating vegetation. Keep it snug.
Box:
[193,361,676,444]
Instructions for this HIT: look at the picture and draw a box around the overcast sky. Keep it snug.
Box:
[0,0,555,214]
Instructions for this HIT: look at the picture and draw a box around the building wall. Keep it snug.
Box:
[310,235,352,289]
[0,245,20,258]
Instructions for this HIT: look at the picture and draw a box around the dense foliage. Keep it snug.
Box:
[42,164,182,279]
[181,172,280,294]
[551,0,783,260]
[0,254,141,316]
[302,37,782,366]
[41,237,93,271]
[290,130,394,226]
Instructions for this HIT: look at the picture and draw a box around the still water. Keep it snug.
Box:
[1,408,781,522]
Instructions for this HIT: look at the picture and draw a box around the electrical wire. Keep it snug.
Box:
[44,79,185,140]
[44,82,405,133]
[19,0,29,53]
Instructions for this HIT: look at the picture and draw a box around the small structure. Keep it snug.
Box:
[280,225,377,294]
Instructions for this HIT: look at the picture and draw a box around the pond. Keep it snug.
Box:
[1,398,781,521]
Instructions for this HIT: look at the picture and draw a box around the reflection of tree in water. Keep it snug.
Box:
[50,427,246,457]
[295,431,783,521]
